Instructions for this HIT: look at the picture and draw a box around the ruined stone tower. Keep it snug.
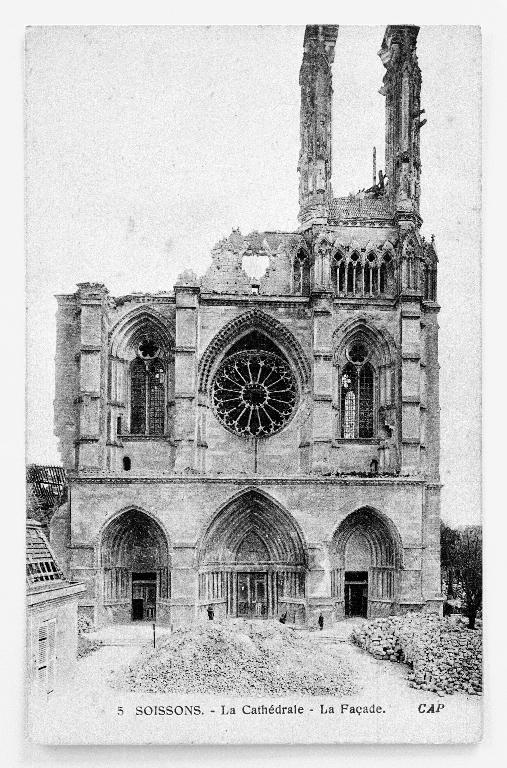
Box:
[298,25,339,226]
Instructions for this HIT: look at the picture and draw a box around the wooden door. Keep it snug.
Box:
[132,576,157,620]
[345,583,368,617]
[145,585,156,620]
[237,572,250,617]
[236,573,268,618]
[252,573,267,617]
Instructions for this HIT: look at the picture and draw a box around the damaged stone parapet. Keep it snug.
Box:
[329,196,394,223]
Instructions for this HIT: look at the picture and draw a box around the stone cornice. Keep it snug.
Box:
[199,294,310,307]
[327,218,395,227]
[421,301,441,313]
[121,435,174,443]
[27,581,86,606]
[333,297,396,310]
[68,474,427,487]
[113,294,175,306]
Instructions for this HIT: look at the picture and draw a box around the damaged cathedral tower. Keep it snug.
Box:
[53,25,442,628]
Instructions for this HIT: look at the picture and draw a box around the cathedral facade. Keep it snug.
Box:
[52,25,442,628]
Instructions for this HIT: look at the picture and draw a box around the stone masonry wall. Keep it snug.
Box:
[66,477,429,626]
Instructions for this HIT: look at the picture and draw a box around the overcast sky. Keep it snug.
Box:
[25,25,481,525]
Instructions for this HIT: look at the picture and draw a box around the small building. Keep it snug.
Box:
[26,520,85,698]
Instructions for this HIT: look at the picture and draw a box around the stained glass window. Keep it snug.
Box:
[341,364,357,439]
[130,358,146,435]
[148,359,165,435]
[130,353,166,435]
[340,355,375,438]
[344,391,356,439]
[359,362,374,437]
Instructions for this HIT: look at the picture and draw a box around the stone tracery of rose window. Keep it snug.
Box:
[211,349,297,438]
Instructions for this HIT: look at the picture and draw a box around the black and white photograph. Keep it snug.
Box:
[22,21,483,748]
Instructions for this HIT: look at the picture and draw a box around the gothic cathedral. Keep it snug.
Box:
[52,25,442,628]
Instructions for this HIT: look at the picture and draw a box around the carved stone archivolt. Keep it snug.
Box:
[198,309,312,395]
[109,306,174,360]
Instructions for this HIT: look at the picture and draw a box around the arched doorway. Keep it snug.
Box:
[330,507,402,618]
[197,490,308,623]
[100,509,171,624]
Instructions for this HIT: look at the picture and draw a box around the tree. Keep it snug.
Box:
[440,522,460,599]
[456,526,482,630]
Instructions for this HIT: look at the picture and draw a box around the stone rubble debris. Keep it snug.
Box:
[351,613,482,696]
[113,619,358,696]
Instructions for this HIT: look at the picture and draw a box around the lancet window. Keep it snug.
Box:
[332,250,394,297]
[340,343,375,439]
[421,263,437,301]
[293,250,311,296]
[130,340,166,435]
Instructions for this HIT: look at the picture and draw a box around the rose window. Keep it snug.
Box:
[212,350,297,437]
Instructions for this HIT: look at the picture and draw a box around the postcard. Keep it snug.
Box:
[25,24,482,745]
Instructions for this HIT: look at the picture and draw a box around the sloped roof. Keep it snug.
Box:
[26,465,67,509]
[26,520,65,593]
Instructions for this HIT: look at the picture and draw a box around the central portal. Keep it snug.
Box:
[237,572,268,618]
[197,490,308,623]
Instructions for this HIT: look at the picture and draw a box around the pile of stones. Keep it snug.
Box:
[351,613,482,696]
[113,619,357,696]
[77,633,104,658]
[77,612,103,658]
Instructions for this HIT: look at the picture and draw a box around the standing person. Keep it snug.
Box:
[207,604,214,620]
[318,613,324,631]
[279,611,287,624]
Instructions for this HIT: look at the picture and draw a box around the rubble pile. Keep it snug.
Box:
[77,613,103,658]
[351,613,482,695]
[114,620,357,696]
[77,634,104,658]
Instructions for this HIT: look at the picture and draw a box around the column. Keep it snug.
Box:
[310,291,334,471]
[422,483,443,612]
[173,276,200,472]
[400,299,422,474]
[75,283,109,471]
[170,543,198,627]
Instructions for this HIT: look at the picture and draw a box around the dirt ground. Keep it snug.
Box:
[28,619,482,745]
[46,618,481,703]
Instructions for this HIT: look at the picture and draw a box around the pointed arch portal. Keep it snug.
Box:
[198,491,308,622]
[330,507,402,618]
[100,509,171,623]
